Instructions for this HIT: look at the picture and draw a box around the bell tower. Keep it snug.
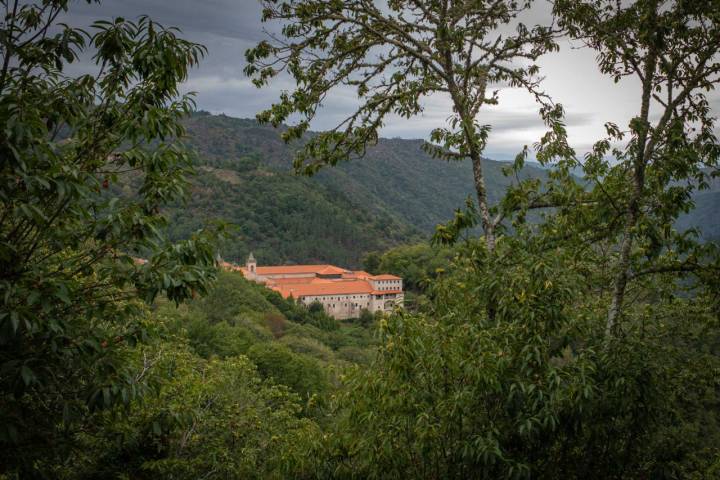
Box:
[246,252,257,276]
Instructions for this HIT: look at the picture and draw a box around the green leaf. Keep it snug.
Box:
[20,365,35,386]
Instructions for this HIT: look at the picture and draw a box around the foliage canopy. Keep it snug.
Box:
[0,0,221,471]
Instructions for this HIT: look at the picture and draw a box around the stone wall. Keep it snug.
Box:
[300,291,403,319]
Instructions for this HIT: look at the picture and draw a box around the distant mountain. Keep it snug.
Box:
[532,155,718,243]
[164,112,548,267]
[165,112,717,268]
[677,174,720,242]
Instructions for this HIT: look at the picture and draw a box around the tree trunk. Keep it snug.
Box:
[470,152,495,252]
[606,25,658,335]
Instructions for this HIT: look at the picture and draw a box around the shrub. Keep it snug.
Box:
[247,343,329,399]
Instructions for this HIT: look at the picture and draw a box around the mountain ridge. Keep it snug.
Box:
[162,112,718,267]
[169,112,552,267]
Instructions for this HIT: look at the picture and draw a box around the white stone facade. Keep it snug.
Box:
[230,255,404,320]
[298,290,404,319]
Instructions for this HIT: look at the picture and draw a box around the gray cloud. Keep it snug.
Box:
[69,0,268,41]
[59,1,717,160]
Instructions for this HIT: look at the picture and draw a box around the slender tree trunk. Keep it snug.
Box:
[606,25,658,335]
[435,5,496,253]
[0,0,20,93]
[444,73,495,252]
[606,211,637,334]
[470,152,495,251]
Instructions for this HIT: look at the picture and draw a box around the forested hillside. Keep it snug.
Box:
[168,112,718,266]
[677,173,720,242]
[163,163,419,268]
[33,270,381,477]
[166,112,550,266]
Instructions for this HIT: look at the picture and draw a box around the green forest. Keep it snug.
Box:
[162,112,555,267]
[2,0,720,479]
[163,111,720,267]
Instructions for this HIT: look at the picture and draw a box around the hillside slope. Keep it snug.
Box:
[164,164,419,267]
[169,112,548,266]
[183,112,549,232]
[676,174,720,242]
[166,112,716,267]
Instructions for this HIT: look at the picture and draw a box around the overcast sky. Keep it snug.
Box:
[65,0,719,161]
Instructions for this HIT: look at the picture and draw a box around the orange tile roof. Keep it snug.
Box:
[273,280,374,299]
[255,264,345,275]
[266,277,319,285]
[219,261,402,300]
[371,289,403,295]
[317,265,348,275]
[351,271,371,278]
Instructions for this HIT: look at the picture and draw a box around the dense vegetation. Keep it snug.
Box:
[42,270,378,478]
[0,4,225,475]
[161,112,556,267]
[164,154,419,268]
[167,112,720,267]
[181,112,551,230]
[2,0,720,479]
[247,0,720,476]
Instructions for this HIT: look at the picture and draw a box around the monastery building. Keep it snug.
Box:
[225,253,403,320]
